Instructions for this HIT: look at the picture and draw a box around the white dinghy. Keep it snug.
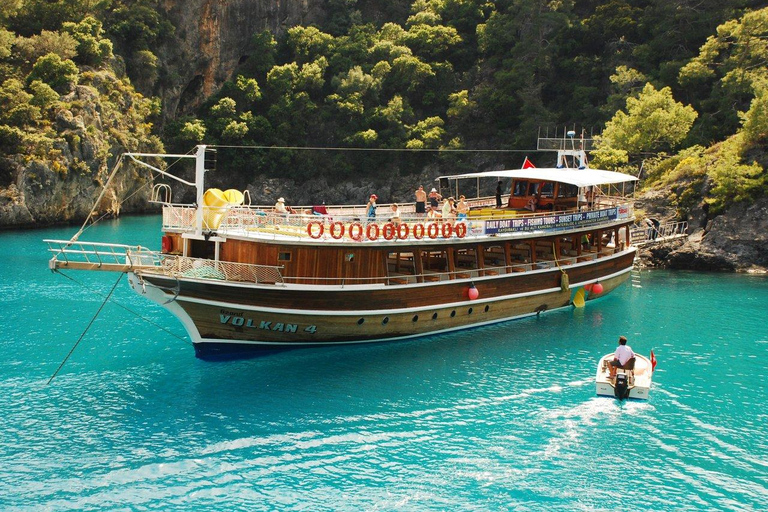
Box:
[596,353,654,400]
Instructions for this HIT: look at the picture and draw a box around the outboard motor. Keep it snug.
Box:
[614,373,630,399]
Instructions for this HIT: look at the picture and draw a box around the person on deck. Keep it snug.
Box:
[456,195,469,221]
[366,194,378,222]
[525,195,538,212]
[415,185,427,216]
[389,203,402,226]
[275,197,292,216]
[428,188,442,212]
[609,336,635,379]
[442,197,456,221]
[496,181,503,208]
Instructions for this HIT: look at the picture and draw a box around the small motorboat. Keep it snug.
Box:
[595,353,653,400]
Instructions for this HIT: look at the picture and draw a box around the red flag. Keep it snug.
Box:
[650,350,657,373]
[522,157,536,169]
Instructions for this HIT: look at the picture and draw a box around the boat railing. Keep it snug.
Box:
[630,220,688,245]
[161,200,635,242]
[156,256,285,285]
[45,240,163,271]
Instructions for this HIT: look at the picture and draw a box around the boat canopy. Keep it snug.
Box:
[438,167,638,188]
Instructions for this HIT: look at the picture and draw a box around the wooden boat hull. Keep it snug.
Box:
[129,250,634,359]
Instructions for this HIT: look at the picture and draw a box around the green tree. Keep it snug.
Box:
[26,53,79,93]
[594,83,698,166]
[13,31,78,64]
[61,16,113,66]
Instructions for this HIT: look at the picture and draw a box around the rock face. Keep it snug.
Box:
[0,73,162,229]
[634,193,768,273]
[157,0,327,119]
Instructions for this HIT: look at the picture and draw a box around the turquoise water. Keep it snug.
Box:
[1,217,767,511]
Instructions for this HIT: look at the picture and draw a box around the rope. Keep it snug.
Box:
[552,243,570,292]
[54,270,189,344]
[47,273,123,385]
[211,144,531,153]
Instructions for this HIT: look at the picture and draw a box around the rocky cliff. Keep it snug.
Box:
[156,0,327,119]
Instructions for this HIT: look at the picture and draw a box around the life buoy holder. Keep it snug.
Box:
[454,222,467,238]
[382,222,396,241]
[307,221,324,239]
[396,223,409,240]
[161,235,172,253]
[412,223,425,240]
[329,221,345,239]
[348,222,364,241]
[427,223,440,239]
[441,222,453,238]
[366,223,380,241]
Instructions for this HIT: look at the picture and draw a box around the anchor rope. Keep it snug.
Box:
[54,270,189,344]
[47,273,123,385]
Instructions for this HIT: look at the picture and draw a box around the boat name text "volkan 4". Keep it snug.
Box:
[219,310,317,334]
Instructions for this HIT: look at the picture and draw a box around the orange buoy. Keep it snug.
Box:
[348,222,364,241]
[366,223,380,241]
[329,221,345,239]
[382,222,396,240]
[307,221,324,239]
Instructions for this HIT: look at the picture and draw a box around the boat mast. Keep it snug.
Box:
[194,144,207,237]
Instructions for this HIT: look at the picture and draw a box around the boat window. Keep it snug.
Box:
[513,180,528,197]
[278,251,292,262]
[345,253,355,262]
[528,182,540,195]
[541,182,554,198]
[558,183,579,198]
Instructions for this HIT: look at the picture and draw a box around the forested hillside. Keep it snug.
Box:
[0,0,765,224]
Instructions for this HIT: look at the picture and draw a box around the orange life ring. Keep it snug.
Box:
[454,222,467,238]
[412,223,425,240]
[329,221,345,239]
[307,221,324,239]
[366,223,380,241]
[397,223,409,240]
[382,222,396,240]
[427,223,440,239]
[161,235,172,253]
[348,222,363,241]
[441,222,453,238]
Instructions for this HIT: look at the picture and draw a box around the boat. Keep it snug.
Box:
[595,353,653,399]
[46,135,640,359]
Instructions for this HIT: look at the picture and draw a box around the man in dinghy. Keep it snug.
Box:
[609,336,635,379]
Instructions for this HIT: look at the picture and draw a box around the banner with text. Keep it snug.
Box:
[484,206,629,235]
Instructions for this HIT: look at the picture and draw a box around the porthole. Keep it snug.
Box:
[412,315,419,322]
[484,305,490,313]
[382,317,389,325]
[432,312,438,320]
[468,308,473,315]
[357,318,365,325]
[450,310,456,318]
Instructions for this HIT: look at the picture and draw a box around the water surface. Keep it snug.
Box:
[1,217,766,511]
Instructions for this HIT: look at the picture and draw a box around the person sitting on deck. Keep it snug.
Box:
[275,197,293,216]
[609,336,635,379]
[525,196,538,212]
[389,203,402,226]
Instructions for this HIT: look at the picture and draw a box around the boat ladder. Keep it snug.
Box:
[631,257,642,288]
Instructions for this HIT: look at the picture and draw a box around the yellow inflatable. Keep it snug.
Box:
[203,188,244,229]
